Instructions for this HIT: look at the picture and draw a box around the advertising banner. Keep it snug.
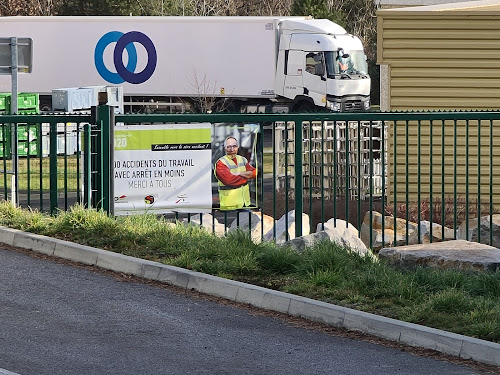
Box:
[211,123,260,210]
[113,123,212,215]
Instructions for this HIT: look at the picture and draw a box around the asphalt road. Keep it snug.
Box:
[0,246,493,375]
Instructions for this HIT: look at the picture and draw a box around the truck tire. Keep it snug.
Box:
[293,101,315,113]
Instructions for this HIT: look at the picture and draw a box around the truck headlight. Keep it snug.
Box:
[329,102,341,112]
[364,101,370,110]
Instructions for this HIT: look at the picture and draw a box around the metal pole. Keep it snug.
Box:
[10,37,19,206]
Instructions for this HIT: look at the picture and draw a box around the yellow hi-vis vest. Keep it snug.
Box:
[215,154,251,211]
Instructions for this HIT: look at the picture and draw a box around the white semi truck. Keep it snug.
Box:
[0,16,371,113]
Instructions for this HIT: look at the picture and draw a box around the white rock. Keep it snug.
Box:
[263,210,310,244]
[182,213,225,237]
[457,214,500,249]
[317,218,358,236]
[419,220,455,243]
[229,211,275,243]
[286,228,371,257]
[360,211,418,251]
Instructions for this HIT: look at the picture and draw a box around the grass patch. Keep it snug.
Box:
[0,155,81,191]
[0,201,499,343]
[262,151,274,174]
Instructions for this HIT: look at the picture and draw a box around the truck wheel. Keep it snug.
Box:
[293,101,314,113]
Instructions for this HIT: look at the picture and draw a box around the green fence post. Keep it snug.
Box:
[357,121,361,231]
[91,119,101,209]
[453,120,457,237]
[83,123,91,208]
[12,122,19,206]
[477,119,481,244]
[284,122,289,240]
[1,123,8,201]
[405,120,409,245]
[272,122,277,241]
[294,118,303,238]
[98,105,112,214]
[259,122,265,240]
[490,119,493,246]
[308,121,312,227]
[49,121,58,215]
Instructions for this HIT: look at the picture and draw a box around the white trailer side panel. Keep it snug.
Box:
[0,16,281,98]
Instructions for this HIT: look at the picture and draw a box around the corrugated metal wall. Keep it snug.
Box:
[378,4,500,209]
[378,10,500,110]
[388,119,500,208]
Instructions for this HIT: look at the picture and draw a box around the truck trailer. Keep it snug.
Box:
[0,16,371,113]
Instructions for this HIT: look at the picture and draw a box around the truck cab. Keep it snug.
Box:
[275,19,371,112]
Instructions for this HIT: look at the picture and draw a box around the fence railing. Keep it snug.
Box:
[1,109,499,249]
[0,112,96,214]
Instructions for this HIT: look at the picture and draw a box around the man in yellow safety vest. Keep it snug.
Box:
[214,136,256,211]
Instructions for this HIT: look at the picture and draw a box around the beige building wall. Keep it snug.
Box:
[377,0,482,10]
[378,0,500,111]
[387,119,500,210]
[377,0,500,211]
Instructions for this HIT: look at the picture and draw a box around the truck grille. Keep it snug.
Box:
[343,101,364,112]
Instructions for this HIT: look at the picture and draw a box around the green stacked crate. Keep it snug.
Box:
[0,142,11,158]
[17,140,39,157]
[0,93,9,113]
[15,94,40,156]
[17,124,40,157]
[28,141,39,156]
[0,93,41,158]
[17,141,28,156]
[0,95,10,158]
[0,123,8,160]
[0,125,7,141]
[17,124,39,141]
[6,92,39,114]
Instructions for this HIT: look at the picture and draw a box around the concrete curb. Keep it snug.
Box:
[1,226,499,368]
[0,369,21,375]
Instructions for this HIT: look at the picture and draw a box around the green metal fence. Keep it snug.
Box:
[1,108,500,249]
[111,110,500,248]
[0,112,96,214]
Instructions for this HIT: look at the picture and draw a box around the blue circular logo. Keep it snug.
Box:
[94,31,157,84]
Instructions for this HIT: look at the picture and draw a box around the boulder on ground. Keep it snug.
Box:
[286,227,371,257]
[360,211,418,251]
[420,220,455,243]
[316,218,354,234]
[229,211,275,243]
[182,213,225,237]
[379,240,500,271]
[263,210,310,244]
[457,214,500,249]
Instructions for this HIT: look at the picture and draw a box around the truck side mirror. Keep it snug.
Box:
[338,48,349,59]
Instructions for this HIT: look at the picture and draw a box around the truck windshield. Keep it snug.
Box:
[325,51,368,77]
